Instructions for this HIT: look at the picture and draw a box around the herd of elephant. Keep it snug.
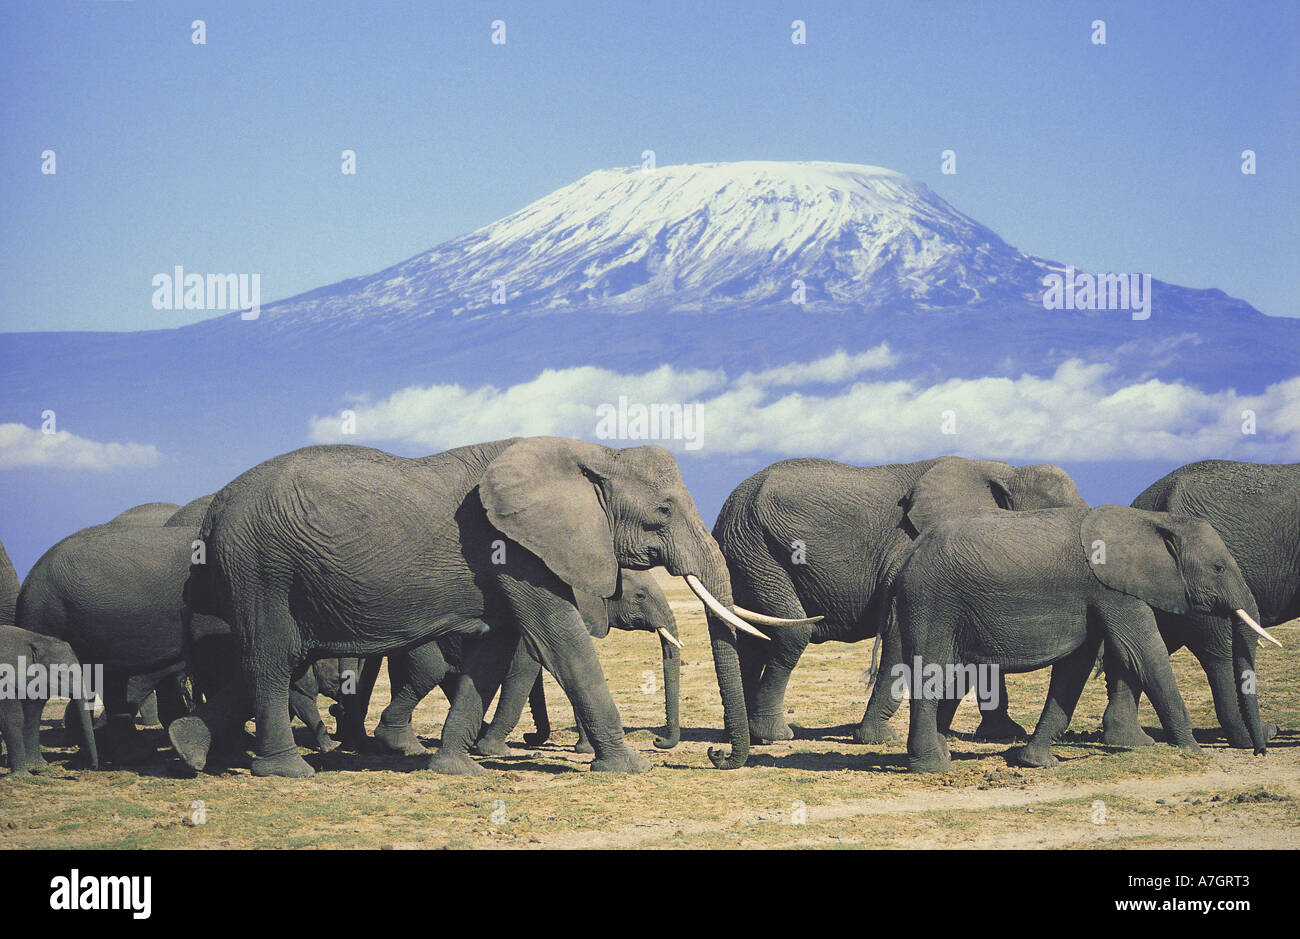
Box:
[0,438,1294,781]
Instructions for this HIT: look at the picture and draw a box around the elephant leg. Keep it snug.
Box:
[971,673,1027,741]
[333,656,379,750]
[857,612,905,744]
[749,624,813,744]
[522,672,551,747]
[137,691,160,727]
[154,677,191,728]
[1013,638,1101,767]
[0,701,28,776]
[375,644,446,756]
[248,661,313,778]
[476,642,542,757]
[429,625,517,775]
[20,699,49,774]
[935,665,973,738]
[288,679,334,753]
[1101,666,1155,747]
[572,700,594,754]
[1129,634,1198,752]
[100,672,154,764]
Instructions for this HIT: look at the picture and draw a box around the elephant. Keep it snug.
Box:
[1100,460,1294,750]
[480,569,682,754]
[287,656,366,753]
[168,437,793,778]
[17,520,238,763]
[1,535,20,625]
[891,505,1274,772]
[0,625,99,776]
[349,568,681,758]
[706,455,1087,767]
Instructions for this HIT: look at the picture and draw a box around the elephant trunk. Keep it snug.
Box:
[653,625,681,749]
[75,698,99,769]
[672,525,749,769]
[1232,623,1268,755]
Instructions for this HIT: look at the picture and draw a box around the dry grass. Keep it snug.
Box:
[2,572,1297,849]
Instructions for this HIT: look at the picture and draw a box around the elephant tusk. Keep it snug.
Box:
[1236,609,1283,648]
[684,574,771,641]
[657,627,684,650]
[731,604,824,627]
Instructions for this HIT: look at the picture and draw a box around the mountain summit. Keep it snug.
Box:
[264,161,1077,328]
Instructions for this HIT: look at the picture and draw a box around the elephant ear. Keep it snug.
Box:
[1079,506,1190,615]
[573,589,613,638]
[480,437,619,599]
[905,458,1014,534]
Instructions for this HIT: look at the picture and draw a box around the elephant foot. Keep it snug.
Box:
[1009,745,1058,768]
[373,720,428,756]
[652,731,680,750]
[2,767,32,781]
[973,714,1028,742]
[1223,722,1278,749]
[311,728,338,753]
[573,738,596,755]
[473,734,511,758]
[906,751,952,774]
[251,749,316,778]
[1102,724,1156,748]
[748,717,794,745]
[521,728,551,747]
[427,749,487,776]
[852,720,900,745]
[168,716,212,772]
[25,755,52,775]
[590,748,651,773]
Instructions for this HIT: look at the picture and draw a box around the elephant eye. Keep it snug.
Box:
[1213,563,1225,574]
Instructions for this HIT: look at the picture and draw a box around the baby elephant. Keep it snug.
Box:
[892,505,1276,773]
[1,626,99,776]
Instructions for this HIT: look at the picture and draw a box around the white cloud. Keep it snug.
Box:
[737,344,898,386]
[308,353,1300,462]
[0,424,161,470]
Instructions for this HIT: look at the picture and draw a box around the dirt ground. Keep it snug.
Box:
[2,571,1297,849]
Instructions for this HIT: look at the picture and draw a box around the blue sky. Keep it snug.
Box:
[2,0,1297,332]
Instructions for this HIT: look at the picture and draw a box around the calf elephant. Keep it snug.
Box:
[349,569,681,758]
[169,437,798,778]
[892,505,1276,773]
[480,570,681,754]
[707,455,1086,768]
[1,625,99,776]
[1102,460,1295,749]
[18,510,235,763]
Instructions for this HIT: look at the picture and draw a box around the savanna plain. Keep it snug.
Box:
[2,572,1297,849]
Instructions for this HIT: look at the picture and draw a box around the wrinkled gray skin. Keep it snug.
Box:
[287,656,366,753]
[1101,460,1294,750]
[351,570,681,758]
[170,437,741,778]
[0,625,98,776]
[20,496,222,763]
[0,536,19,626]
[481,570,681,754]
[894,505,1257,772]
[18,519,233,763]
[709,455,1086,767]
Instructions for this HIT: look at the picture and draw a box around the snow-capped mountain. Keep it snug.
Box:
[271,162,1053,326]
[1,160,1295,573]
